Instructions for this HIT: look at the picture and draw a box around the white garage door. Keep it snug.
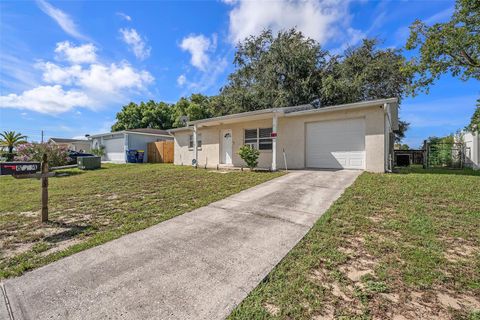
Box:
[306,118,365,169]
[103,137,125,162]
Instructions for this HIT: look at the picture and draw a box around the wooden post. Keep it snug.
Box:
[41,153,48,223]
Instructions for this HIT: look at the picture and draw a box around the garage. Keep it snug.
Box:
[306,118,366,169]
[103,135,125,162]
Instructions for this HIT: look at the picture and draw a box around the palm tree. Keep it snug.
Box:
[0,131,27,153]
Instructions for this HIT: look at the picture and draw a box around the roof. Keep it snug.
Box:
[88,128,172,139]
[49,138,88,143]
[126,128,170,135]
[171,98,398,131]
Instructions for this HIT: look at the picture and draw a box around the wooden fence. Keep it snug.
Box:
[147,141,174,163]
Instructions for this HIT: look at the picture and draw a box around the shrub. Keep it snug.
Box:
[15,143,70,167]
[91,145,105,157]
[238,145,260,170]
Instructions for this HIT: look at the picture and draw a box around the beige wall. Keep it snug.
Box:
[173,105,387,172]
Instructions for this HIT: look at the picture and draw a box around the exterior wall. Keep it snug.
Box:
[127,133,173,163]
[173,105,387,172]
[464,132,479,170]
[174,118,274,168]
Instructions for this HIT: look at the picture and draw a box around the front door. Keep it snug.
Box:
[222,129,233,164]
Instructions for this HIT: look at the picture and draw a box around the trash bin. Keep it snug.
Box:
[126,150,137,163]
[136,150,144,163]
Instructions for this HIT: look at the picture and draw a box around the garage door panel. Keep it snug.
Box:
[306,118,365,170]
[103,137,124,162]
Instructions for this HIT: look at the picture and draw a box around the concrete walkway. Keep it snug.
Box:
[1,170,360,320]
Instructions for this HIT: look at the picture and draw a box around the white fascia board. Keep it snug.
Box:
[285,98,398,117]
[124,131,172,138]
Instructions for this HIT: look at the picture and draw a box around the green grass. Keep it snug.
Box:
[228,167,480,320]
[0,163,282,279]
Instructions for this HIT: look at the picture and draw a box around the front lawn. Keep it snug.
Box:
[0,164,282,279]
[229,168,480,320]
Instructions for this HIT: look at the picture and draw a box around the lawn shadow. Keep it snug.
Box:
[43,221,94,243]
[53,167,108,178]
[394,167,480,177]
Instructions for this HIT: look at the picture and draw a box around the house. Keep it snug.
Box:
[464,131,479,170]
[169,98,399,173]
[88,129,173,163]
[48,138,91,152]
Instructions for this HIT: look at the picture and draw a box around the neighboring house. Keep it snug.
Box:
[464,131,479,170]
[89,128,173,163]
[48,138,91,152]
[169,98,398,173]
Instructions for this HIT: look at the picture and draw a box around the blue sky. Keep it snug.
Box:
[0,0,478,148]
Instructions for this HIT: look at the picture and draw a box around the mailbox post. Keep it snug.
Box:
[41,154,49,223]
[0,154,51,223]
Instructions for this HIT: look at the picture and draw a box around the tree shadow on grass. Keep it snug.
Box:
[42,221,95,243]
[394,167,480,177]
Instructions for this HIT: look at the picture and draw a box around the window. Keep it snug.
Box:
[189,134,202,149]
[244,128,273,150]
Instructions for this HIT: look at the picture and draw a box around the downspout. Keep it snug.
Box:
[271,112,278,171]
[124,133,129,163]
[384,103,393,173]
[193,124,198,168]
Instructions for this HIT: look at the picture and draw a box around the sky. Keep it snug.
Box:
[0,0,478,148]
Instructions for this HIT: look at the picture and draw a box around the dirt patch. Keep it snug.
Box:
[263,303,280,316]
[444,242,477,262]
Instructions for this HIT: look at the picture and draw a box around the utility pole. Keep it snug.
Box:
[41,130,44,143]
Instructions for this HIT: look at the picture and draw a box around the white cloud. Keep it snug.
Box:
[226,0,358,45]
[180,34,212,71]
[177,74,187,86]
[120,28,151,60]
[187,57,228,92]
[38,60,154,95]
[36,0,89,40]
[1,42,154,114]
[0,85,91,114]
[55,41,97,64]
[116,12,132,21]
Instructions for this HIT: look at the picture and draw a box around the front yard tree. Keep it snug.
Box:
[404,0,480,95]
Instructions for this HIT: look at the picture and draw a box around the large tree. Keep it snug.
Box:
[111,100,174,131]
[404,0,479,94]
[220,29,327,112]
[322,39,411,105]
[171,94,214,127]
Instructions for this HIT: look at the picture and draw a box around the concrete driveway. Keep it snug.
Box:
[1,170,360,320]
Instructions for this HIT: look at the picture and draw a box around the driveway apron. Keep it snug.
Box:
[1,170,360,320]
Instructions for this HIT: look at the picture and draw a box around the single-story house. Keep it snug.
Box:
[48,138,91,152]
[89,128,173,163]
[169,98,399,173]
[464,131,479,170]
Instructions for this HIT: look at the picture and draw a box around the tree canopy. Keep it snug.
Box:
[404,0,479,95]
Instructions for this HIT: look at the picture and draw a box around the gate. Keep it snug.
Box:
[425,142,469,169]
[147,141,174,163]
